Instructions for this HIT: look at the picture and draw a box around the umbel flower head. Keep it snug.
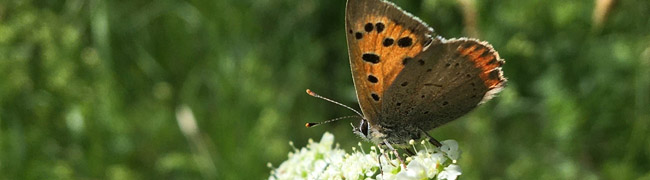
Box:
[268,132,462,180]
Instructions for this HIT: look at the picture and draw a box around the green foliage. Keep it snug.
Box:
[1,0,649,179]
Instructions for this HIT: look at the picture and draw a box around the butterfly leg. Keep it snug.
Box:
[382,150,396,167]
[383,140,407,170]
[418,127,442,147]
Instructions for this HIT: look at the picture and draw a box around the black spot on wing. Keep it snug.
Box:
[402,57,411,65]
[397,37,413,47]
[480,50,492,58]
[376,23,385,33]
[487,57,498,65]
[355,32,363,39]
[489,69,501,80]
[362,53,380,64]
[367,75,378,83]
[383,38,394,47]
[371,93,380,101]
[364,23,373,32]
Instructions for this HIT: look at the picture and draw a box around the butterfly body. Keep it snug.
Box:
[345,0,506,146]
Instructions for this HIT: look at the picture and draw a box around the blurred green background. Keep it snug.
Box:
[1,0,649,179]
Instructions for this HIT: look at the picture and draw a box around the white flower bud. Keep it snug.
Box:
[269,132,462,180]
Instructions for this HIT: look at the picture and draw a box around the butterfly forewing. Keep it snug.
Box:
[345,0,436,123]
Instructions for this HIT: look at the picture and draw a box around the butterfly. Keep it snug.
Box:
[308,0,505,151]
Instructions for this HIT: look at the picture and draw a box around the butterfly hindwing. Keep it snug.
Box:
[382,38,506,131]
[345,0,436,122]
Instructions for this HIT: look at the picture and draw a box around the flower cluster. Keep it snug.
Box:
[268,132,462,180]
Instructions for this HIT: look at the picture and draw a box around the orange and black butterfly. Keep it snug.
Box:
[309,0,506,151]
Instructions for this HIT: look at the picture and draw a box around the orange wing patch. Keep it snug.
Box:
[456,42,505,89]
[350,16,425,97]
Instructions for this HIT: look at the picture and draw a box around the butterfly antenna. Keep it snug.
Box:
[305,115,361,128]
[306,89,364,117]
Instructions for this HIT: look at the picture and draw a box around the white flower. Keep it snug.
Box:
[269,132,462,180]
[438,164,462,180]
[394,159,426,180]
[440,140,461,161]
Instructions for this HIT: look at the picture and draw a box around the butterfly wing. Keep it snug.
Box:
[345,0,435,122]
[382,38,506,131]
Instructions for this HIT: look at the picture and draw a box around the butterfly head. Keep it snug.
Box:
[353,118,370,138]
[352,118,374,140]
[353,116,431,147]
[353,118,411,146]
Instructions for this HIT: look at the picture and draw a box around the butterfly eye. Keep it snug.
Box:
[360,119,369,137]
